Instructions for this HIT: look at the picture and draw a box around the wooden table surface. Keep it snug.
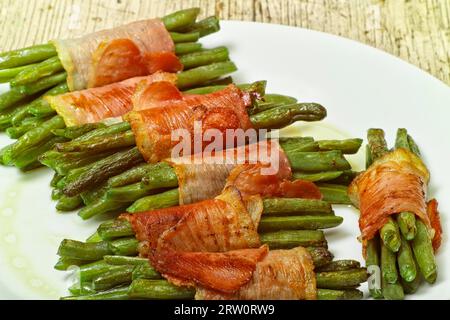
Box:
[0,0,448,85]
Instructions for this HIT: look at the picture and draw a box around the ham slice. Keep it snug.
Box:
[125,84,254,163]
[45,72,177,126]
[348,148,439,254]
[168,140,322,205]
[52,19,177,90]
[196,247,317,300]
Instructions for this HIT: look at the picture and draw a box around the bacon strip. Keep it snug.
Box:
[45,72,177,126]
[121,187,262,257]
[427,199,442,252]
[168,140,322,205]
[196,247,317,300]
[121,187,267,292]
[125,84,254,163]
[158,246,269,292]
[348,148,435,254]
[52,19,177,90]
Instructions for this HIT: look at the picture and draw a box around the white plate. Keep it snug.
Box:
[0,21,449,300]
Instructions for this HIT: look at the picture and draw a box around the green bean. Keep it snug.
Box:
[175,42,203,55]
[80,183,108,205]
[11,56,64,86]
[315,268,368,290]
[327,170,358,186]
[3,72,67,109]
[108,237,139,256]
[259,230,327,249]
[0,43,56,69]
[50,172,63,188]
[293,171,343,183]
[52,123,106,140]
[183,83,252,95]
[2,115,65,165]
[367,128,388,160]
[262,198,333,216]
[199,76,234,86]
[58,240,112,260]
[395,128,410,150]
[105,183,155,203]
[98,220,134,241]
[63,147,144,197]
[103,255,148,266]
[40,149,118,175]
[78,197,128,220]
[411,220,437,284]
[10,103,34,126]
[5,117,48,138]
[56,130,135,153]
[13,135,66,169]
[77,260,115,282]
[0,64,38,83]
[397,212,417,240]
[250,103,327,129]
[0,87,34,111]
[250,96,297,115]
[180,16,220,37]
[407,134,421,156]
[140,162,179,189]
[401,263,421,294]
[127,188,179,213]
[68,282,96,296]
[365,237,383,299]
[132,264,161,280]
[0,146,10,165]
[11,82,68,125]
[365,145,373,169]
[161,8,200,32]
[20,160,42,171]
[92,266,133,291]
[74,122,131,142]
[317,289,363,300]
[317,139,363,154]
[316,260,361,273]
[258,215,343,232]
[28,102,55,118]
[51,188,63,201]
[380,217,401,252]
[381,276,404,300]
[317,183,352,205]
[177,61,237,89]
[128,279,195,300]
[54,257,92,271]
[179,47,229,70]
[380,241,398,284]
[307,247,334,267]
[278,136,315,151]
[107,163,155,187]
[1,104,28,130]
[286,151,350,173]
[170,31,200,43]
[398,235,417,282]
[61,286,129,300]
[86,232,103,243]
[263,93,297,106]
[56,195,83,212]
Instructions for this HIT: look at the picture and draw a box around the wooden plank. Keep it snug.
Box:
[0,0,448,85]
